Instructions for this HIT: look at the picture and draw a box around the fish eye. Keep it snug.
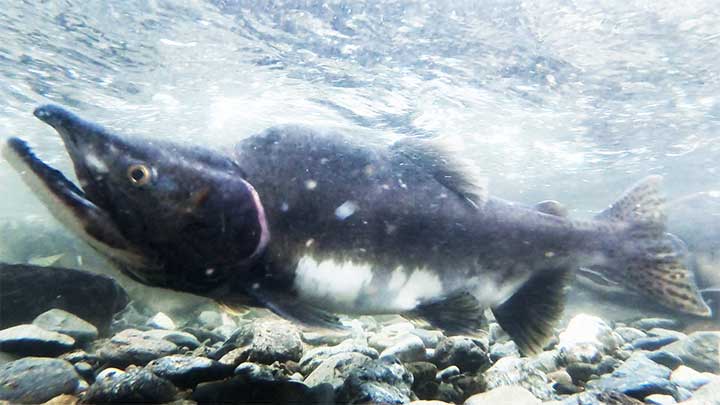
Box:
[127,164,152,186]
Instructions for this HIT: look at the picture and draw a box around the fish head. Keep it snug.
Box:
[6,105,269,292]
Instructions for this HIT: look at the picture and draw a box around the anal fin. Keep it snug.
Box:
[404,291,487,335]
[492,267,571,356]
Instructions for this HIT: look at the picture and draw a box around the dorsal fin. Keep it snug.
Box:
[595,175,665,223]
[391,138,487,208]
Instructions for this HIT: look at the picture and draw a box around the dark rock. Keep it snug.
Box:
[299,339,379,375]
[305,352,373,390]
[645,350,683,370]
[406,362,438,399]
[96,329,178,367]
[147,354,234,388]
[586,352,677,400]
[435,381,463,404]
[631,335,679,351]
[192,375,335,404]
[0,357,81,403]
[142,329,201,349]
[663,331,720,373]
[182,326,225,345]
[489,341,520,362]
[631,318,680,331]
[84,366,177,403]
[0,324,75,356]
[566,362,598,384]
[60,350,100,366]
[0,263,128,334]
[436,365,461,381]
[301,330,353,346]
[483,357,552,400]
[595,356,621,375]
[336,356,415,404]
[561,390,644,405]
[432,336,490,373]
[73,361,94,383]
[449,373,486,402]
[217,320,303,365]
[32,308,98,343]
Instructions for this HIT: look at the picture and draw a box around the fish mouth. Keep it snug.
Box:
[3,105,154,271]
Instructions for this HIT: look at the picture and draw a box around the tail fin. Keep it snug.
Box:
[595,176,712,317]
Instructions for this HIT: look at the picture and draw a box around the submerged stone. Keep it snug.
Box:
[96,328,178,367]
[663,331,720,373]
[84,366,177,403]
[586,352,676,400]
[0,324,75,356]
[147,354,234,388]
[32,308,98,343]
[0,357,82,404]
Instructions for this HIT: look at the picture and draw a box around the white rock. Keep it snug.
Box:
[380,334,426,362]
[645,394,677,405]
[670,365,717,391]
[559,314,619,353]
[97,367,125,380]
[146,312,176,330]
[464,385,540,405]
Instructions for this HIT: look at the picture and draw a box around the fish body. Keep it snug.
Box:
[3,105,711,354]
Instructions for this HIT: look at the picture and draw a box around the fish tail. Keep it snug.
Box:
[595,175,712,316]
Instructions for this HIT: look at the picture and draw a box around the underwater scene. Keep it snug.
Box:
[1,1,719,404]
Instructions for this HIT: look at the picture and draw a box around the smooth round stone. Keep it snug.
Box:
[464,385,541,405]
[558,314,619,355]
[586,352,676,399]
[560,342,601,365]
[146,312,176,330]
[32,308,99,343]
[85,366,177,403]
[647,328,687,340]
[299,339,378,375]
[528,350,559,374]
[73,361,94,382]
[147,354,234,388]
[96,368,125,380]
[663,331,720,373]
[380,334,426,362]
[96,329,178,367]
[432,336,490,373]
[644,393,677,405]
[631,318,680,331]
[669,365,716,391]
[483,357,552,401]
[614,326,646,343]
[631,335,679,351]
[198,311,223,330]
[143,329,201,349]
[0,357,82,404]
[410,328,444,348]
[645,350,684,370]
[302,330,352,346]
[0,324,75,356]
[436,365,460,382]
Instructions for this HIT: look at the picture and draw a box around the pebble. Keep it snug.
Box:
[147,354,234,388]
[198,310,223,330]
[406,362,438,398]
[663,331,720,373]
[302,330,352,346]
[432,336,490,373]
[685,378,720,404]
[669,365,716,391]
[645,393,677,404]
[463,385,541,405]
[0,357,82,404]
[335,356,415,404]
[84,366,177,403]
[528,350,559,374]
[559,314,620,355]
[380,334,426,362]
[410,329,444,348]
[73,361,94,382]
[483,357,553,400]
[299,338,379,375]
[0,324,75,356]
[32,309,99,343]
[96,328,178,367]
[586,352,677,399]
[304,352,373,390]
[143,329,201,349]
[645,350,684,370]
[436,365,461,381]
[146,312,176,330]
[368,321,416,351]
[219,320,303,365]
[647,328,687,340]
[565,362,598,384]
[631,318,680,331]
[631,335,679,351]
[192,375,333,404]
[614,326,647,343]
[96,368,125,380]
[490,341,520,362]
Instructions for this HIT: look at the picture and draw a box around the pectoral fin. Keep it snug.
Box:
[492,267,571,355]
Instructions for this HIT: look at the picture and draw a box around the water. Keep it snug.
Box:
[1,1,719,402]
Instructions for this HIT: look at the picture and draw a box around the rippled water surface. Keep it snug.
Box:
[1,1,720,283]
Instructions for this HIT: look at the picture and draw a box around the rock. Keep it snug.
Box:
[299,339,379,375]
[560,390,646,405]
[464,385,541,405]
[483,357,553,400]
[96,328,178,367]
[646,350,684,370]
[336,356,415,404]
[631,318,680,331]
[548,369,580,395]
[615,327,647,343]
[212,324,238,340]
[147,354,234,388]
[685,378,720,405]
[84,366,177,403]
[566,362,598,384]
[73,361,94,382]
[410,329,444,349]
[432,336,490,373]
[0,264,129,334]
[645,394,677,404]
[647,328,687,341]
[631,335,679,351]
[669,365,716,391]
[198,311,223,330]
[489,322,510,345]
[368,321,416,351]
[234,362,288,381]
[146,312,176,330]
[664,331,720,373]
[408,401,453,405]
[559,314,620,356]
[436,365,461,381]
[560,342,602,364]
[193,375,334,404]
[302,330,353,346]
[490,341,520,362]
[586,352,676,399]
[143,329,201,349]
[181,326,225,345]
[43,394,80,404]
[60,350,100,366]
[406,362,438,399]
[0,357,82,404]
[96,368,125,380]
[0,324,75,356]
[305,352,373,390]
[218,320,303,365]
[380,334,426,362]
[528,350,559,373]
[32,309,98,343]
